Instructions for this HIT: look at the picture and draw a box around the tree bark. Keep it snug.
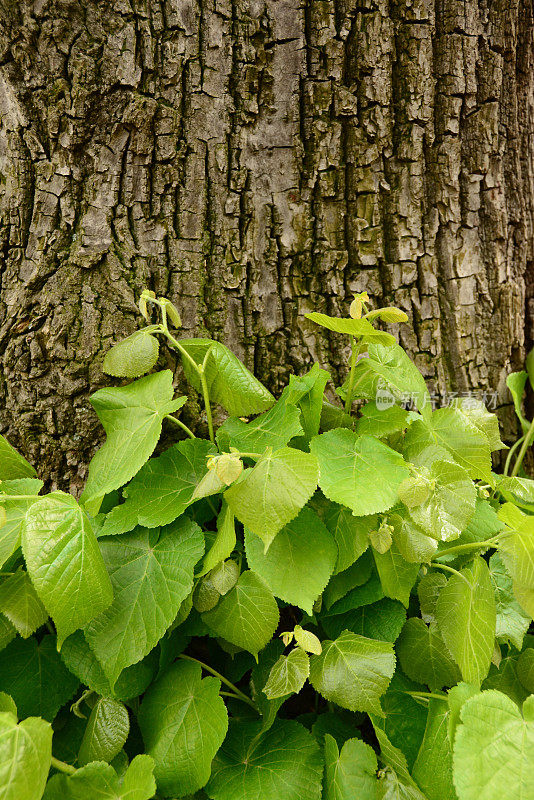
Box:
[0,0,533,490]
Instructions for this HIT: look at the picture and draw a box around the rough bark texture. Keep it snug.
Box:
[0,0,533,490]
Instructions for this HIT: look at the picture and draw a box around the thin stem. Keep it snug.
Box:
[219,690,255,707]
[162,327,201,374]
[0,495,39,501]
[504,434,525,476]
[430,562,469,583]
[432,538,500,559]
[199,366,215,443]
[165,414,196,439]
[51,757,76,775]
[511,416,534,477]
[344,336,360,414]
[405,691,447,701]
[178,654,258,711]
[235,452,263,460]
[0,572,14,577]
[160,323,215,443]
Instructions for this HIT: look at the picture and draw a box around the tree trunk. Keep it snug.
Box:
[0,0,533,490]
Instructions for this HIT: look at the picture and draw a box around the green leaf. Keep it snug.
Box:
[506,371,529,432]
[310,431,409,516]
[322,598,406,643]
[305,312,396,345]
[379,678,428,771]
[202,571,279,656]
[0,570,48,638]
[85,517,204,686]
[324,572,384,617]
[356,402,409,437]
[397,475,431,509]
[293,626,322,655]
[309,631,395,716]
[483,655,528,706]
[353,343,431,417]
[497,475,534,509]
[209,560,239,595]
[396,618,461,691]
[0,617,15,653]
[283,364,330,444]
[324,735,378,800]
[60,632,156,702]
[138,660,228,797]
[0,436,36,481]
[224,447,319,550]
[389,512,437,563]
[516,648,534,693]
[0,694,16,716]
[207,719,323,800]
[179,338,274,416]
[0,479,43,569]
[498,503,534,617]
[0,712,52,800]
[100,439,216,536]
[22,492,113,646]
[438,497,503,556]
[78,697,129,766]
[453,691,534,800]
[43,755,156,800]
[435,557,496,685]
[406,460,476,542]
[447,682,480,744]
[324,505,372,574]
[412,699,456,800]
[0,635,79,720]
[369,524,392,554]
[244,507,337,614]
[81,371,186,504]
[454,398,505,452]
[198,502,236,577]
[103,330,160,378]
[490,552,530,650]
[404,408,493,482]
[320,401,355,432]
[371,722,426,799]
[263,648,310,699]
[365,306,408,323]
[323,552,374,609]
[249,641,286,732]
[216,398,303,454]
[372,543,420,607]
[417,572,447,623]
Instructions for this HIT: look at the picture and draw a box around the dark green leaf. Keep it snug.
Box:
[207,719,323,800]
[85,517,204,686]
[0,635,79,720]
[101,439,216,535]
[202,571,279,656]
[309,631,395,716]
[139,660,228,797]
[244,507,337,614]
